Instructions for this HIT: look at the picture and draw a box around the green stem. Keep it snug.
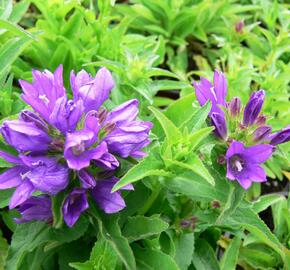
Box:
[138,184,161,216]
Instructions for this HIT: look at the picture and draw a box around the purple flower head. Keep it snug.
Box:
[15,195,52,224]
[1,119,51,152]
[63,188,89,227]
[193,70,227,115]
[91,177,133,214]
[20,65,66,122]
[228,97,241,117]
[226,140,273,189]
[243,90,265,126]
[70,67,114,113]
[270,125,290,146]
[0,152,69,209]
[49,97,84,134]
[253,125,272,143]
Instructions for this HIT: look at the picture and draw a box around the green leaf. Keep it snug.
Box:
[123,215,169,242]
[252,194,285,213]
[174,233,194,270]
[112,148,171,192]
[165,94,196,127]
[149,106,182,144]
[134,245,180,270]
[0,231,8,269]
[188,127,214,151]
[0,36,31,77]
[192,239,220,270]
[0,189,14,208]
[96,214,136,270]
[0,19,35,39]
[220,235,241,270]
[185,102,211,131]
[162,171,229,203]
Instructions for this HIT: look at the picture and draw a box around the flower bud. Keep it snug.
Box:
[228,97,241,117]
[270,125,290,146]
[211,112,227,140]
[255,114,267,126]
[253,125,272,143]
[235,20,244,33]
[243,90,265,126]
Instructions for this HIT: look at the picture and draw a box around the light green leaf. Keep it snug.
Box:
[0,19,35,39]
[174,233,194,270]
[252,194,285,213]
[149,106,182,144]
[192,239,220,270]
[134,245,180,270]
[220,235,241,270]
[123,215,169,242]
[185,102,211,131]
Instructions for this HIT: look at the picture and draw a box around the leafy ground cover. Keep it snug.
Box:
[0,0,289,269]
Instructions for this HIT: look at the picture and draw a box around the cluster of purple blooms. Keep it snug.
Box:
[0,65,152,227]
[194,71,290,190]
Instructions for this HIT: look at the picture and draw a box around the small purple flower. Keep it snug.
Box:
[1,119,51,152]
[228,97,241,117]
[49,97,84,134]
[193,70,227,115]
[15,195,52,224]
[19,65,66,122]
[91,177,133,214]
[70,67,114,113]
[253,126,272,143]
[226,140,273,189]
[62,188,89,227]
[0,152,69,208]
[243,90,265,126]
[270,125,290,146]
[103,99,152,157]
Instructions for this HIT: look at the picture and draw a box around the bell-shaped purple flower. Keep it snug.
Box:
[105,121,152,158]
[270,125,290,146]
[211,112,227,140]
[63,188,89,227]
[15,195,52,224]
[253,126,272,143]
[243,90,265,126]
[70,67,114,113]
[91,177,133,214]
[1,119,51,152]
[193,70,227,115]
[103,99,152,157]
[49,97,84,134]
[0,152,69,209]
[228,97,241,117]
[226,140,273,189]
[19,65,66,122]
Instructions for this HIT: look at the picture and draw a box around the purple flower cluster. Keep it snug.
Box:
[0,65,152,227]
[193,70,290,189]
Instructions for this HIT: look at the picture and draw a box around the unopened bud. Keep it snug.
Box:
[253,125,272,143]
[235,20,244,33]
[228,97,241,117]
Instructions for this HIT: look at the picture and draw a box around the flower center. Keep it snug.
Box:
[230,155,244,173]
[72,142,85,156]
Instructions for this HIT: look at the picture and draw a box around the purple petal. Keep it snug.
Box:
[226,140,245,158]
[104,99,139,125]
[213,70,227,106]
[237,178,252,190]
[91,178,126,214]
[0,150,22,165]
[9,180,35,209]
[78,169,96,189]
[211,112,227,140]
[270,125,290,146]
[63,189,89,227]
[0,166,24,189]
[243,144,273,163]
